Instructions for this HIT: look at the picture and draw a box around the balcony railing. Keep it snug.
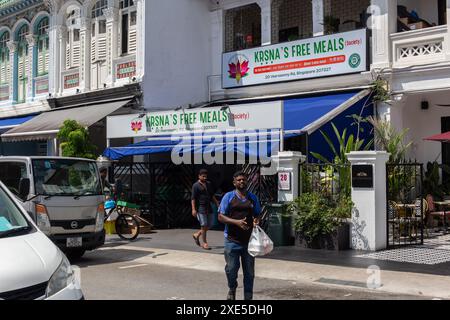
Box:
[391,25,448,68]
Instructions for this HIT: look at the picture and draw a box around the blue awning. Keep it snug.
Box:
[104,130,280,160]
[0,115,36,131]
[103,90,371,160]
[284,90,370,136]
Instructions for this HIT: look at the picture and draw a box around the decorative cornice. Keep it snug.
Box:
[6,40,16,52]
[55,24,67,39]
[25,34,37,46]
[0,0,42,19]
[79,16,90,29]
[103,7,118,21]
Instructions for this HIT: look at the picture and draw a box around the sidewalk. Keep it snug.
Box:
[101,229,450,299]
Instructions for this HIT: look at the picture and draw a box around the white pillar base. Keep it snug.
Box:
[347,151,390,251]
[271,151,306,202]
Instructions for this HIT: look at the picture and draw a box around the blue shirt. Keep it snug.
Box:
[219,190,261,239]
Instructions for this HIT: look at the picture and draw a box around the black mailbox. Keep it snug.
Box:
[352,165,373,188]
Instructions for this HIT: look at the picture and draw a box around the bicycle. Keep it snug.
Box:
[104,199,154,241]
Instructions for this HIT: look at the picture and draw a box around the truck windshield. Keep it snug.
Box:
[32,159,102,196]
[0,185,31,238]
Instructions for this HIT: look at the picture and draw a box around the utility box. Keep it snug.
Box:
[266,203,294,246]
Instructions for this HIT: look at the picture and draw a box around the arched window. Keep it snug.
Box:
[90,0,108,90]
[91,0,107,62]
[92,0,108,18]
[119,0,137,55]
[17,24,29,103]
[0,32,10,85]
[36,17,49,75]
[65,8,81,69]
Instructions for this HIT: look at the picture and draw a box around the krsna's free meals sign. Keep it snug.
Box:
[222,29,367,89]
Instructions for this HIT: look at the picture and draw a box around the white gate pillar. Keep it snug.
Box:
[347,151,390,251]
[271,151,305,202]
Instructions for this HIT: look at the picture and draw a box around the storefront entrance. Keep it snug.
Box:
[110,161,277,229]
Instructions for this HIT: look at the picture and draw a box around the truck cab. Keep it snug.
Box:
[0,156,105,259]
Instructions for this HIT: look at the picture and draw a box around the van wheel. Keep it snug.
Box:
[66,249,86,261]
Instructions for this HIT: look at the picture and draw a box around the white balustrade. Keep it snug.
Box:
[391,25,448,67]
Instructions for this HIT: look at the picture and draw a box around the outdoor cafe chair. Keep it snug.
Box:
[412,198,429,238]
[388,200,410,241]
[426,194,450,231]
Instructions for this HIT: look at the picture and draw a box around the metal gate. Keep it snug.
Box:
[111,162,277,229]
[112,162,196,228]
[239,164,277,230]
[386,163,424,247]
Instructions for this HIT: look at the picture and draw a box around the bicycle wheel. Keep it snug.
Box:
[115,213,140,240]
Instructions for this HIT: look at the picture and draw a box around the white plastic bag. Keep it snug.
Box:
[248,225,274,257]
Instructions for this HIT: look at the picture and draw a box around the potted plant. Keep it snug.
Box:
[322,15,340,35]
[287,192,353,250]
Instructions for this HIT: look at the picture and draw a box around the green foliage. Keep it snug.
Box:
[311,122,373,164]
[287,193,353,243]
[372,78,390,103]
[57,119,97,159]
[322,15,340,34]
[423,161,450,199]
[367,116,412,163]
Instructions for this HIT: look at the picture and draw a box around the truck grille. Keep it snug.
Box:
[0,282,47,300]
[51,219,96,230]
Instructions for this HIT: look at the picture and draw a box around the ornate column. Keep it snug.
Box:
[370,0,397,70]
[26,34,38,100]
[103,6,119,86]
[79,17,91,92]
[6,41,17,103]
[135,0,145,81]
[57,25,67,95]
[48,24,60,96]
[445,0,450,59]
[257,0,271,46]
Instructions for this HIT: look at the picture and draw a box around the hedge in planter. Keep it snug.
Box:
[287,193,353,250]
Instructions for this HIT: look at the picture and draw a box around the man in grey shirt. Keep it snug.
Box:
[191,169,219,250]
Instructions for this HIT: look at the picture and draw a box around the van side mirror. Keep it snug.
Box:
[19,178,30,200]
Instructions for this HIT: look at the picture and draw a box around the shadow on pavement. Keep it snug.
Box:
[71,248,155,267]
[260,245,450,277]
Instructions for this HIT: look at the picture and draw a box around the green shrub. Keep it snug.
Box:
[287,193,353,243]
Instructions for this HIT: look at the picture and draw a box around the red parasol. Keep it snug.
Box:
[423,131,450,142]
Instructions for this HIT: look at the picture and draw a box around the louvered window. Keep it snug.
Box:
[91,1,107,63]
[37,17,49,76]
[66,28,80,69]
[120,1,137,55]
[17,24,29,103]
[0,32,10,85]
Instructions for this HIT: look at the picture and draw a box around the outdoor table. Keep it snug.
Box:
[433,201,450,233]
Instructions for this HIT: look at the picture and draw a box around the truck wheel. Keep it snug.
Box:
[66,249,86,261]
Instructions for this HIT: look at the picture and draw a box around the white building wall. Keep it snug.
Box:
[391,92,450,164]
[143,0,211,111]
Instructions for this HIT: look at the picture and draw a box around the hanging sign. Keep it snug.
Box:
[107,101,282,139]
[222,29,367,88]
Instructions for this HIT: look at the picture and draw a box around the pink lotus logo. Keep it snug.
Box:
[131,120,142,133]
[228,56,249,84]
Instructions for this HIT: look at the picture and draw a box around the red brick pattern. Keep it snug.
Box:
[117,61,136,79]
[64,73,80,89]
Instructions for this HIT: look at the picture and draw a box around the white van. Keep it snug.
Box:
[0,180,83,300]
[0,157,105,259]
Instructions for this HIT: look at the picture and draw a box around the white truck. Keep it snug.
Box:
[0,156,105,259]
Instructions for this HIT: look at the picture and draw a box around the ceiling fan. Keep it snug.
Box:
[436,104,450,107]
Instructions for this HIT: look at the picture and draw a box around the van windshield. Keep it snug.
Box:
[0,185,31,238]
[32,159,102,196]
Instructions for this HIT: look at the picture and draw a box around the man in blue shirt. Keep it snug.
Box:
[218,171,261,300]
